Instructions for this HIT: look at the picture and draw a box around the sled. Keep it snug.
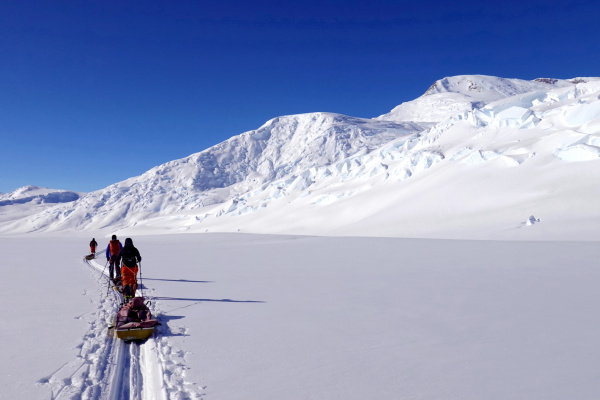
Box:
[113,297,159,342]
[84,254,95,260]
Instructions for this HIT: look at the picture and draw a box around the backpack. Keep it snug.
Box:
[121,248,137,267]
[109,240,121,256]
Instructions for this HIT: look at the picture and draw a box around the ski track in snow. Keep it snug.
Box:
[37,256,202,400]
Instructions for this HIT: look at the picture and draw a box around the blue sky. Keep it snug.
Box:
[1,0,598,193]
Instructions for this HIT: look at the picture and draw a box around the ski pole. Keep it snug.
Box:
[99,260,108,281]
[106,261,116,296]
[139,260,144,298]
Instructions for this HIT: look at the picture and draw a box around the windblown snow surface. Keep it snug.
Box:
[2,75,600,399]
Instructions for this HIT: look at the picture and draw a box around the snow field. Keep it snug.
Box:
[2,233,600,399]
[145,233,600,400]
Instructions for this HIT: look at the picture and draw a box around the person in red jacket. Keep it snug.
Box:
[90,238,98,255]
[106,235,122,280]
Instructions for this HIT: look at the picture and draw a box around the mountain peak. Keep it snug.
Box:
[377,75,578,124]
[5,185,44,199]
[422,75,572,99]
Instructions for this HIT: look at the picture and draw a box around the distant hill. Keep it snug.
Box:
[0,186,82,226]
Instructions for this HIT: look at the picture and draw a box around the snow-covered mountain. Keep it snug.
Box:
[0,113,426,232]
[2,75,600,239]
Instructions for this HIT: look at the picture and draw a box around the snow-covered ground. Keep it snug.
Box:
[1,233,599,399]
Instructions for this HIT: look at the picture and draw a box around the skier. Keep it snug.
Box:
[119,237,142,302]
[106,235,123,281]
[89,238,98,255]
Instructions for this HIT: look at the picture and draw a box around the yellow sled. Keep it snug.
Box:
[113,297,159,342]
[115,326,156,342]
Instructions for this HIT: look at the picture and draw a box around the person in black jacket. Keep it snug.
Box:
[119,238,142,301]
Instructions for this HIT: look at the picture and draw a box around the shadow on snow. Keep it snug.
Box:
[154,296,265,303]
[156,315,189,337]
[142,277,214,284]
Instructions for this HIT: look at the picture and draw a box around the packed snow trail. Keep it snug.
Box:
[86,256,168,400]
[107,339,140,399]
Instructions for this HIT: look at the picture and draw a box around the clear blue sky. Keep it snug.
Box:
[1,0,598,193]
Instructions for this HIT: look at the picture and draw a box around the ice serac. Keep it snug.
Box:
[188,112,424,192]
